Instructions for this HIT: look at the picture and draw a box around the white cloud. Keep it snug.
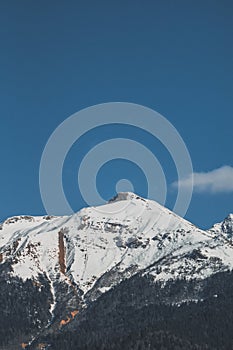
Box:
[172,165,233,194]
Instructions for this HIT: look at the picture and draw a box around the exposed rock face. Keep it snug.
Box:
[58,229,66,274]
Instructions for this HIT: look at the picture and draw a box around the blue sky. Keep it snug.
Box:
[0,0,232,229]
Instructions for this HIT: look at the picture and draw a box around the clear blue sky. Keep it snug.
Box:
[0,0,232,229]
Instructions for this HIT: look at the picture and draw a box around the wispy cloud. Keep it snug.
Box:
[172,165,233,194]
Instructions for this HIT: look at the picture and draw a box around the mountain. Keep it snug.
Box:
[0,193,233,349]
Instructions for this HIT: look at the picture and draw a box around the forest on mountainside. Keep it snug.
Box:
[31,271,233,350]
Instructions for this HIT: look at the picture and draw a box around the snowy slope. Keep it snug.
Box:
[0,193,233,308]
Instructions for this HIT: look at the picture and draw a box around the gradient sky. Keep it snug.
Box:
[0,0,232,229]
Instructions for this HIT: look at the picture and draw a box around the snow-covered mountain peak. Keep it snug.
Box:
[1,194,233,306]
[209,214,233,239]
[85,191,193,235]
[225,213,233,224]
[223,215,233,237]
